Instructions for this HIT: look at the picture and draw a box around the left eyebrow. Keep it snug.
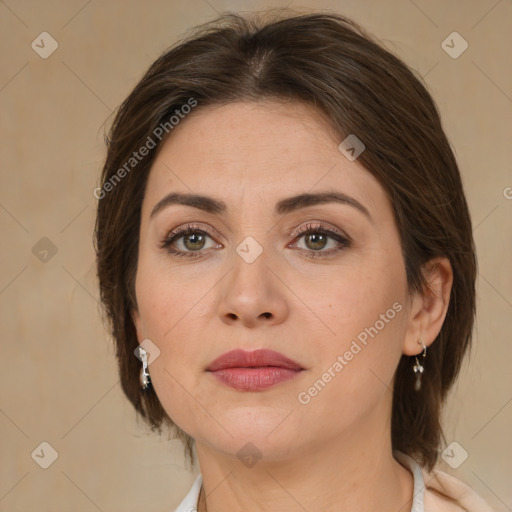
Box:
[275,192,372,222]
[149,191,372,222]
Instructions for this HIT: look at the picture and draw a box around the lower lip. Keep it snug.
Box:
[209,367,302,391]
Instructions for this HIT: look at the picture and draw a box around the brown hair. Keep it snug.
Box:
[95,11,476,471]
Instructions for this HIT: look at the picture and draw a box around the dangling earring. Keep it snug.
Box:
[413,339,427,391]
[138,346,151,390]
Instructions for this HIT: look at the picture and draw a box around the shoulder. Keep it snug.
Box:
[422,467,496,512]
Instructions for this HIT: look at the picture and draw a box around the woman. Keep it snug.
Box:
[95,11,494,511]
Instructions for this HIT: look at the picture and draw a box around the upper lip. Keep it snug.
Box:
[207,349,303,372]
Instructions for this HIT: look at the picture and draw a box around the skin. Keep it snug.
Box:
[133,100,453,512]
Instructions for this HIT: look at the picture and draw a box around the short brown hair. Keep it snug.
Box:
[95,11,476,470]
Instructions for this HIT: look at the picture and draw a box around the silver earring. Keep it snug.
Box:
[138,346,151,390]
[413,339,427,391]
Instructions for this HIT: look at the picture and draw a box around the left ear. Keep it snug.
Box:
[402,256,453,356]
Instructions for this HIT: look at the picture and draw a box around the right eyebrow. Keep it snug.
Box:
[150,193,227,219]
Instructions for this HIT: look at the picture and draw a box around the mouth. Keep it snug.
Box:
[206,349,304,391]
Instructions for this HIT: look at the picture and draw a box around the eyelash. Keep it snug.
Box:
[160,224,218,259]
[160,222,351,259]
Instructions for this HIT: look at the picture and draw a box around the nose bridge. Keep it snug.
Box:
[218,238,288,326]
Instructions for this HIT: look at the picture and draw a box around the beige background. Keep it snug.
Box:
[1,0,511,510]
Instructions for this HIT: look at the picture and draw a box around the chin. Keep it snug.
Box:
[202,433,297,465]
[193,406,300,459]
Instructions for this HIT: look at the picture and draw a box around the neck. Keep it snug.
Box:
[194,404,414,512]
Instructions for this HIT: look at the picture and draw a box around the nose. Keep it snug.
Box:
[217,248,289,329]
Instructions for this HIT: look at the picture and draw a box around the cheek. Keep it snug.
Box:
[135,254,208,338]
[312,252,407,342]
[302,252,408,394]
[134,260,212,396]
[295,292,407,433]
[135,265,211,430]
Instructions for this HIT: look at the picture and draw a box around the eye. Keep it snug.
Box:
[160,224,221,258]
[290,223,351,258]
[160,222,351,259]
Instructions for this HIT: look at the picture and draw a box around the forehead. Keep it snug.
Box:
[143,101,387,218]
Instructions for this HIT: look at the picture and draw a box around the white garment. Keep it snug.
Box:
[173,451,494,511]
[174,472,202,512]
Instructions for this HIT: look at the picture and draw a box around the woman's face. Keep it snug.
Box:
[133,100,417,461]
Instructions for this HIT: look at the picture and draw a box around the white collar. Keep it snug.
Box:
[394,450,426,512]
[173,451,425,512]
[174,472,202,512]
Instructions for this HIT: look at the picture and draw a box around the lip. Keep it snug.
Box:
[206,349,303,391]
